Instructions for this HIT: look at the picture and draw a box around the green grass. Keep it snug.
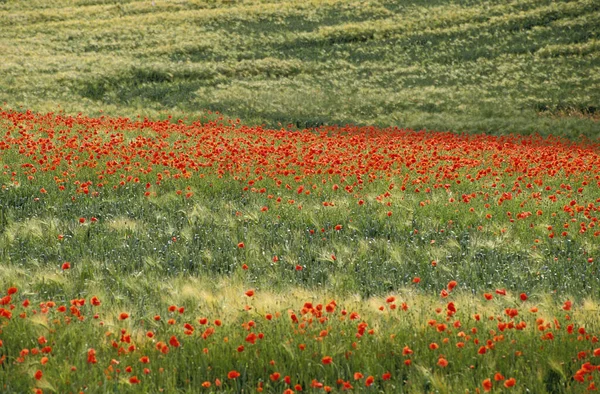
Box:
[2,176,599,300]
[1,0,599,137]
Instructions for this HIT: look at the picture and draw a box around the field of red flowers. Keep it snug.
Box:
[1,108,600,392]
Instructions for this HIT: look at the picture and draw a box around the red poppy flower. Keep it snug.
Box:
[483,378,492,392]
[504,378,516,388]
[87,348,97,364]
[519,293,528,301]
[169,335,180,347]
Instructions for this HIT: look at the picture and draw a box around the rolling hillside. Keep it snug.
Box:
[1,0,599,137]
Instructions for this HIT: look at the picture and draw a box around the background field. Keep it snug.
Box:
[1,0,599,137]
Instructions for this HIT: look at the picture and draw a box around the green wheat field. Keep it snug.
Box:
[0,0,600,392]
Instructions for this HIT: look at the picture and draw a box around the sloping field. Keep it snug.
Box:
[1,0,599,137]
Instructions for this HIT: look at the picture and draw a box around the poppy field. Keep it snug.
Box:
[1,108,600,392]
[1,0,599,392]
